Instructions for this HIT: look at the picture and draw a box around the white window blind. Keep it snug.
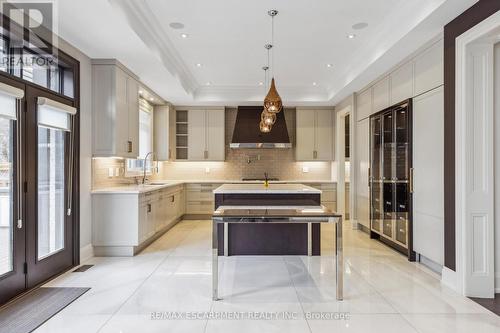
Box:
[37,97,77,131]
[0,82,24,120]
[139,98,153,158]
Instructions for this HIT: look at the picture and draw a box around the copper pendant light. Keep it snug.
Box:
[259,120,272,133]
[263,9,282,114]
[261,109,276,125]
[264,77,282,114]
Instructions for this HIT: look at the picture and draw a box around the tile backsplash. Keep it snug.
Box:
[155,107,333,181]
[92,107,334,188]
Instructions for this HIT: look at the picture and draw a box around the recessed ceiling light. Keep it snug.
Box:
[206,82,211,86]
[138,90,143,94]
[196,63,202,67]
[312,82,317,86]
[149,97,154,101]
[169,22,184,29]
[347,34,356,39]
[326,63,333,68]
[258,82,263,86]
[352,22,368,30]
[180,33,188,38]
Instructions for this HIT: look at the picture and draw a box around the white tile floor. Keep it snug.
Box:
[35,220,499,333]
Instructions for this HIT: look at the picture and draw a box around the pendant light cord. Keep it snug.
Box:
[271,14,275,80]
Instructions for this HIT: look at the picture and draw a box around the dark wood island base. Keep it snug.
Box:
[214,192,322,256]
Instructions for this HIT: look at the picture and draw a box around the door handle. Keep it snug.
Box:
[409,168,414,193]
[17,219,22,229]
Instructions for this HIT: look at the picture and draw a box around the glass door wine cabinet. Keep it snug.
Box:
[369,100,414,260]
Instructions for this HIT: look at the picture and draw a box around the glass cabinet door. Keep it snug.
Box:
[395,183,408,245]
[370,116,382,181]
[382,111,394,181]
[383,183,394,238]
[395,106,409,181]
[370,183,383,232]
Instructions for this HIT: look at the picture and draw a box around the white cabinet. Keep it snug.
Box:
[92,59,140,158]
[185,183,218,215]
[154,104,175,161]
[412,86,444,265]
[185,109,225,161]
[356,118,370,229]
[372,76,390,113]
[296,108,333,161]
[356,88,372,121]
[390,61,414,104]
[414,40,443,96]
[92,185,184,256]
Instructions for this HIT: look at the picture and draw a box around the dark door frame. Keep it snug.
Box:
[0,75,26,305]
[0,50,80,306]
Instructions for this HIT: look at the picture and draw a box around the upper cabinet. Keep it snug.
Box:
[92,59,140,158]
[414,40,443,96]
[296,108,333,161]
[390,61,414,105]
[154,104,175,161]
[372,76,390,113]
[175,108,225,161]
[356,88,372,121]
[355,39,443,122]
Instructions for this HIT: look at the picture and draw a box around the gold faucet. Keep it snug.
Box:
[264,172,269,188]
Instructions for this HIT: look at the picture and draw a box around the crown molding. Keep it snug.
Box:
[109,0,199,95]
[194,85,330,104]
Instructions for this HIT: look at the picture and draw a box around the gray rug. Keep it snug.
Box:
[0,287,90,333]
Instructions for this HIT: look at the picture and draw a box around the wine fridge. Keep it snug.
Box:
[369,99,415,261]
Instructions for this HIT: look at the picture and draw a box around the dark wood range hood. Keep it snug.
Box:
[230,106,291,148]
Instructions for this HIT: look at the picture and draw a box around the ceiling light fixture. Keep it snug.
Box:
[352,22,368,30]
[258,82,263,86]
[312,82,317,86]
[347,34,356,39]
[263,9,282,116]
[196,63,202,67]
[139,90,143,94]
[149,97,154,101]
[180,33,189,38]
[169,22,184,29]
[326,63,333,68]
[206,82,211,86]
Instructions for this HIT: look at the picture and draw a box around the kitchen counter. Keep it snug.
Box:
[91,180,334,194]
[213,183,321,194]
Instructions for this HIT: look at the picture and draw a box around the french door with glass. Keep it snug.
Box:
[0,81,76,303]
[0,77,25,304]
[25,85,75,288]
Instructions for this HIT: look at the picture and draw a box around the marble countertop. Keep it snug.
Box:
[212,183,321,194]
[91,180,335,195]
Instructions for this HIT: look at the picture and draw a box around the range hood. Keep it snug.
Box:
[230,106,291,148]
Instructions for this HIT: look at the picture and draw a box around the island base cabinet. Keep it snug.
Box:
[93,186,184,256]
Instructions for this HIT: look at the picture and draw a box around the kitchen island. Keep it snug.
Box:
[213,183,323,255]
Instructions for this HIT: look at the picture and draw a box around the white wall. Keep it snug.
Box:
[494,42,500,291]
[57,38,93,262]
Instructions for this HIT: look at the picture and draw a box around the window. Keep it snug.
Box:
[126,98,154,177]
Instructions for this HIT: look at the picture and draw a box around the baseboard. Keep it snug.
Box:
[80,244,94,263]
[357,223,370,234]
[441,266,458,292]
[417,254,443,275]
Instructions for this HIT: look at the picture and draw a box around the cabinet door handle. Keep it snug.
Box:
[409,168,414,193]
[313,150,317,159]
[168,149,171,159]
[204,150,208,159]
[127,141,132,153]
[147,203,151,213]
